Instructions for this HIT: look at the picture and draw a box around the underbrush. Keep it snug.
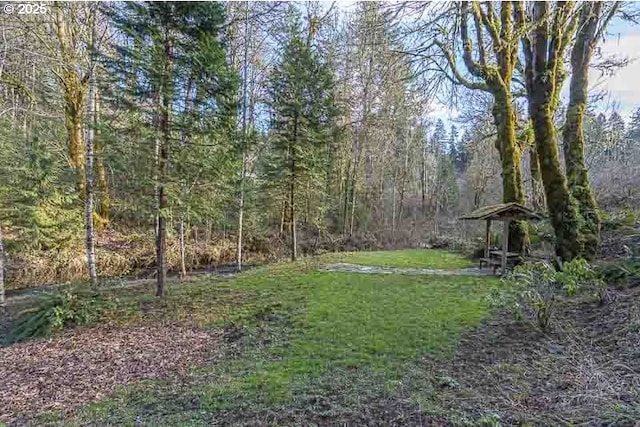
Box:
[5,288,115,344]
[5,224,460,289]
[6,230,272,289]
[598,258,640,288]
[488,259,609,332]
[431,284,640,425]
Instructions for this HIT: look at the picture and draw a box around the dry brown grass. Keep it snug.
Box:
[427,286,640,425]
[6,229,275,289]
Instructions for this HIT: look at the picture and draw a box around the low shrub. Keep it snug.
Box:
[488,259,608,332]
[598,259,640,289]
[6,288,111,344]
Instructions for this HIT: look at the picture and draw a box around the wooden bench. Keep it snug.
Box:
[479,251,522,273]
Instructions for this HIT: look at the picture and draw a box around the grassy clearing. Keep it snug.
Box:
[3,249,498,424]
[55,252,497,425]
[327,248,473,269]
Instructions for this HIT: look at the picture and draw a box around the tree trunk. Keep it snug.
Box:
[64,82,87,194]
[349,180,357,237]
[379,166,386,228]
[562,3,602,260]
[156,122,168,296]
[530,99,580,261]
[421,141,427,215]
[280,197,286,237]
[519,1,581,262]
[491,93,526,254]
[342,156,351,236]
[179,214,187,278]
[236,1,249,272]
[54,6,87,195]
[290,173,296,261]
[397,131,410,230]
[0,226,5,307]
[156,35,172,297]
[290,113,299,262]
[156,196,167,296]
[153,126,161,238]
[529,145,545,211]
[84,18,98,286]
[236,157,245,271]
[391,169,397,241]
[94,89,110,225]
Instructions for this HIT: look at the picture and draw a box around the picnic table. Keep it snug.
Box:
[479,250,521,272]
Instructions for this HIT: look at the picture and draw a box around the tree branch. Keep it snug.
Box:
[475,2,501,52]
[472,10,487,68]
[594,2,621,42]
[434,40,490,91]
[514,1,533,91]
[460,2,487,78]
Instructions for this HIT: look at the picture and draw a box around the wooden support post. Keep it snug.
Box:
[502,219,510,274]
[485,219,491,258]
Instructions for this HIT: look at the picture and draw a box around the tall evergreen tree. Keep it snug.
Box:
[627,107,640,141]
[267,13,335,261]
[108,2,236,295]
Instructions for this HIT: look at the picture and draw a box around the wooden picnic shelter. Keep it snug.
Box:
[460,202,544,274]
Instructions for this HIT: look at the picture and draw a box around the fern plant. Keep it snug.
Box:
[6,289,100,344]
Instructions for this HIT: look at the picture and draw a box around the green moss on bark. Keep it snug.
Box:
[562,3,603,260]
[491,92,527,253]
[532,109,581,261]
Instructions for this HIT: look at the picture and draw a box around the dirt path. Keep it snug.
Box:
[321,263,494,276]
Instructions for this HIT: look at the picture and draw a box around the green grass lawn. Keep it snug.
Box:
[31,250,497,424]
[329,248,473,269]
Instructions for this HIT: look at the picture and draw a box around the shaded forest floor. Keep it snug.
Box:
[1,250,639,426]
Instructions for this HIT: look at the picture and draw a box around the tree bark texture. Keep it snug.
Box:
[0,226,5,307]
[562,2,609,259]
[156,33,172,297]
[84,21,98,286]
[94,89,110,225]
[518,1,581,261]
[54,4,88,195]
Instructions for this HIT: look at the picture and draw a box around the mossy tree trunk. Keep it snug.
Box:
[491,89,526,252]
[529,144,545,211]
[562,2,618,259]
[54,4,89,196]
[94,89,110,226]
[517,1,581,261]
[436,1,527,253]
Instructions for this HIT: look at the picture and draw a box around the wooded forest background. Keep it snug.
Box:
[0,1,639,298]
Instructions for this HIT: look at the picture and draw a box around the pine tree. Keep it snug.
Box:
[607,111,626,161]
[108,1,236,295]
[267,13,335,261]
[627,107,640,141]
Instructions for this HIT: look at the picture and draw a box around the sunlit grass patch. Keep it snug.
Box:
[326,248,473,269]
[74,262,498,424]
